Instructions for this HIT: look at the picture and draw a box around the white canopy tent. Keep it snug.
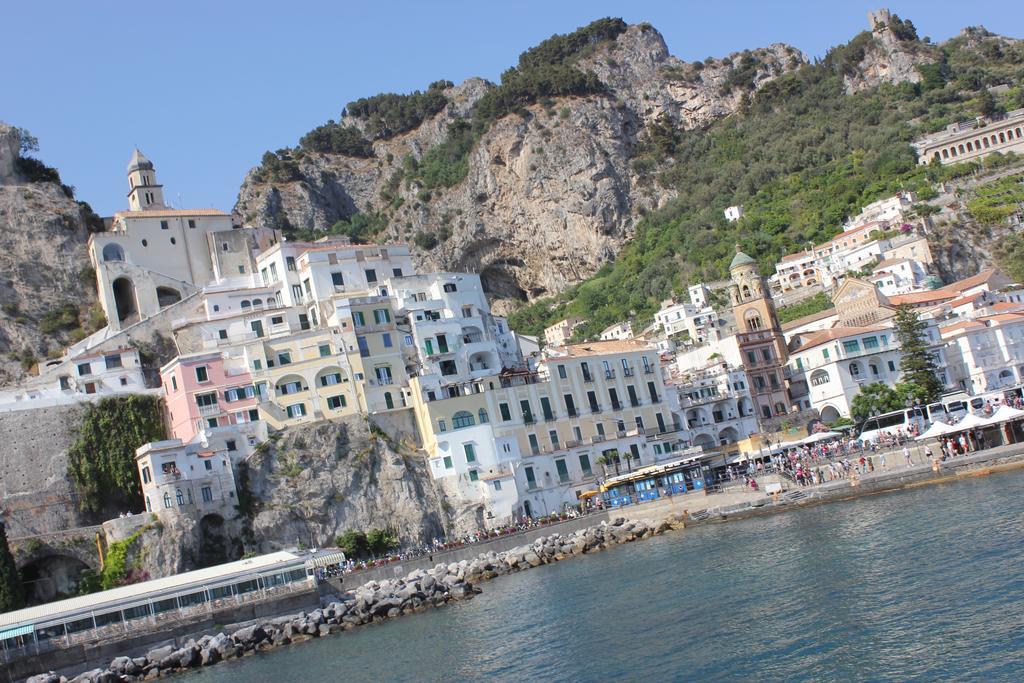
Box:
[990,404,1024,423]
[916,420,957,440]
[952,413,993,430]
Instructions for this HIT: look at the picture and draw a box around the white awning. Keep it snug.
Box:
[990,404,1024,422]
[306,552,347,569]
[917,421,956,440]
[954,413,993,430]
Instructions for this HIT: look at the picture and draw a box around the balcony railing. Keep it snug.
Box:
[197,403,220,417]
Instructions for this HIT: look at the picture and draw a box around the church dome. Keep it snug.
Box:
[729,248,755,270]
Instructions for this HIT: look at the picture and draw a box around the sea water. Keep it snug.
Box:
[192,469,1024,681]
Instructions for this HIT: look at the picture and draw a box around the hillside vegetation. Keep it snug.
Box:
[508,25,1024,339]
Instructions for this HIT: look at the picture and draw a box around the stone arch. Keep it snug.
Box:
[692,433,716,449]
[820,405,842,423]
[102,243,125,262]
[315,365,344,389]
[112,277,138,323]
[19,553,92,605]
[686,407,710,428]
[718,426,739,445]
[156,286,182,308]
[744,309,763,331]
[998,369,1014,385]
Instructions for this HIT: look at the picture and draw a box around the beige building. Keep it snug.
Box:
[544,317,585,347]
[913,108,1024,166]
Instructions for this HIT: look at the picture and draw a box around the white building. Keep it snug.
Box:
[670,361,758,450]
[599,321,633,341]
[940,312,1024,394]
[136,437,239,518]
[870,257,928,296]
[724,206,744,222]
[844,191,915,231]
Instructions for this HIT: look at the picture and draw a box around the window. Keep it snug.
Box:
[270,263,279,281]
[525,466,537,488]
[278,352,291,365]
[170,375,178,391]
[863,336,879,350]
[104,354,123,370]
[499,403,512,421]
[493,480,502,491]
[382,333,393,348]
[520,400,535,423]
[176,489,185,506]
[277,381,302,395]
[555,459,569,483]
[438,419,447,433]
[443,456,453,469]
[141,239,148,246]
[353,311,366,327]
[365,269,377,283]
[218,329,228,340]
[375,366,393,385]
[302,278,311,297]
[327,395,347,410]
[468,470,479,482]
[163,493,172,509]
[252,359,262,371]
[319,344,331,358]
[195,366,209,383]
[299,313,311,330]
[452,411,475,429]
[823,348,830,361]
[564,393,577,416]
[528,434,540,455]
[762,349,772,362]
[746,351,757,365]
[549,430,560,448]
[478,408,489,423]
[596,423,605,438]
[286,403,307,418]
[160,220,169,230]
[540,396,554,420]
[393,268,403,277]
[357,336,370,358]
[195,392,218,408]
[888,360,896,372]
[201,487,213,503]
[374,309,391,324]
[285,256,296,271]
[557,365,567,379]
[204,460,213,471]
[810,370,830,386]
[579,454,592,476]
[251,320,264,338]
[292,284,303,302]
[842,340,860,354]
[464,443,476,463]
[141,466,151,484]
[271,315,284,325]
[320,373,342,387]
[78,362,91,376]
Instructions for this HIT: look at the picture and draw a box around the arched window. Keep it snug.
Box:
[869,363,879,377]
[849,362,861,378]
[452,411,475,429]
[810,370,830,386]
[745,310,763,331]
[240,300,251,309]
[999,132,1006,143]
[175,489,185,506]
[163,493,172,509]
[478,408,489,423]
[267,297,276,307]
[252,298,263,307]
[942,148,949,159]
[742,286,751,299]
[102,243,125,262]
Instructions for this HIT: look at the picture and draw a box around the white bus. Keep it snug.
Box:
[856,407,930,444]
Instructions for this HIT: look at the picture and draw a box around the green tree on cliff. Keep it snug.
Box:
[894,305,945,403]
[0,521,26,613]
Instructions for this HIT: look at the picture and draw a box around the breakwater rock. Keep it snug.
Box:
[27,517,665,682]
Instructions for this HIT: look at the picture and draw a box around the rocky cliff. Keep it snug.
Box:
[234,23,805,311]
[842,19,936,95]
[0,123,101,386]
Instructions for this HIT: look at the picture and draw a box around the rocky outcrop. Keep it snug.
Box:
[843,22,936,95]
[0,122,100,386]
[234,24,804,310]
[32,516,665,683]
[243,415,450,552]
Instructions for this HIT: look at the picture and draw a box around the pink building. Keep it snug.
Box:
[161,352,259,442]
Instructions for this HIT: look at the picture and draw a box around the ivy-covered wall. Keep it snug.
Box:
[67,395,165,516]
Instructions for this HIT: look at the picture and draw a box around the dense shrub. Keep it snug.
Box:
[299,122,374,157]
[345,80,452,140]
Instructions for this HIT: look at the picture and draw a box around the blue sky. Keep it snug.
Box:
[4,1,1021,216]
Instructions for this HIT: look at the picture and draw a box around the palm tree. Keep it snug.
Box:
[623,450,634,472]
[595,454,610,478]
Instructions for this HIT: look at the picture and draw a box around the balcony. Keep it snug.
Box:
[604,370,616,380]
[582,374,594,383]
[197,403,221,418]
[623,367,635,377]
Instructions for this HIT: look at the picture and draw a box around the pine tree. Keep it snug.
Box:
[894,305,944,403]
[0,521,26,614]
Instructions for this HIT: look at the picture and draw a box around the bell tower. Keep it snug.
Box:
[126,148,165,211]
[729,246,793,425]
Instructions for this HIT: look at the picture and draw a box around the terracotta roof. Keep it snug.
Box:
[554,340,655,358]
[946,292,985,308]
[794,325,888,352]
[989,301,1024,313]
[780,251,812,263]
[978,312,1024,324]
[780,307,838,332]
[940,320,987,337]
[889,269,1002,307]
[117,208,229,218]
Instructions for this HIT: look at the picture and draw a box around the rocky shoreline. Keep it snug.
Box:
[27,517,666,683]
